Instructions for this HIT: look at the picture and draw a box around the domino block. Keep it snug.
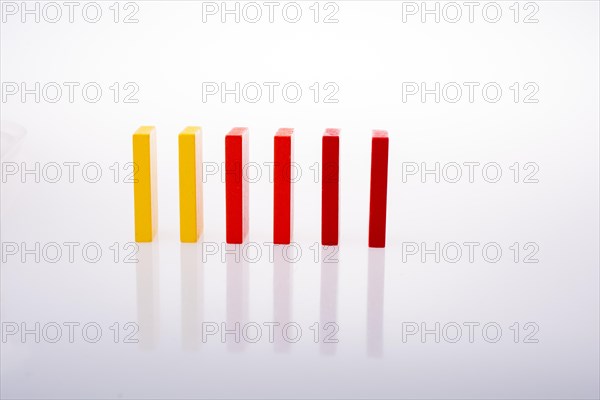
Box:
[368,130,389,248]
[133,126,158,242]
[274,128,294,244]
[322,128,340,246]
[178,126,204,243]
[225,128,249,244]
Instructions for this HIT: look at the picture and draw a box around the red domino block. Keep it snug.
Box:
[322,128,340,246]
[368,130,389,248]
[225,127,249,244]
[274,128,294,244]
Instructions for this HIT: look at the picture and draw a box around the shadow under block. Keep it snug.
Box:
[133,126,158,242]
[274,128,294,245]
[225,127,249,244]
[322,128,340,246]
[179,127,204,243]
[368,130,389,248]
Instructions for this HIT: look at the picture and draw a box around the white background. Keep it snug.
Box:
[1,1,599,398]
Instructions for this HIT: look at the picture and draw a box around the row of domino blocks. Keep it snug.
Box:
[133,126,389,247]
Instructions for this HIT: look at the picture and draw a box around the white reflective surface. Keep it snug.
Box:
[1,1,599,398]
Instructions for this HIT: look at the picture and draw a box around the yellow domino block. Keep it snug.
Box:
[133,126,158,242]
[178,126,204,242]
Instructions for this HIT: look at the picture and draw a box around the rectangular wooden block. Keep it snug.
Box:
[178,126,203,243]
[133,126,158,242]
[225,127,249,244]
[322,128,340,246]
[274,128,294,245]
[368,130,389,248]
